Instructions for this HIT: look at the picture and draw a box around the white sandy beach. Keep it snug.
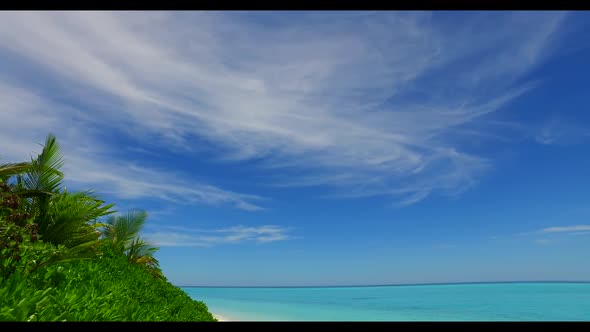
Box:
[213,313,232,322]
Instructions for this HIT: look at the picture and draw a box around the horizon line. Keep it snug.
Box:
[177,280,590,288]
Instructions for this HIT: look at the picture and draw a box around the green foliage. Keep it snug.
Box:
[103,209,148,254]
[1,217,42,277]
[0,256,215,321]
[0,161,31,183]
[20,133,64,194]
[125,237,164,279]
[43,189,114,248]
[4,133,113,258]
[1,178,91,278]
[0,203,93,280]
[0,133,216,322]
[0,272,56,321]
[17,134,64,230]
[1,179,54,278]
[101,209,163,278]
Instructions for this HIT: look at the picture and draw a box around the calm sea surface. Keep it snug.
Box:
[182,283,590,321]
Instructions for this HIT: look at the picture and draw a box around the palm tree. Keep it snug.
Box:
[3,134,114,248]
[102,209,163,279]
[102,209,148,254]
[44,189,114,248]
[18,133,65,227]
[126,237,164,279]
[2,134,115,275]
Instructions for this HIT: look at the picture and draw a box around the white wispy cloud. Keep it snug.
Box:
[0,11,570,205]
[144,225,294,247]
[541,225,590,233]
[533,116,590,146]
[529,225,590,245]
[516,225,590,243]
[0,81,264,211]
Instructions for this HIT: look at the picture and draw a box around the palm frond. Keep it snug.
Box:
[126,237,159,264]
[0,162,31,182]
[21,133,64,193]
[41,190,115,248]
[17,134,65,228]
[126,237,163,279]
[103,209,148,254]
[25,242,98,276]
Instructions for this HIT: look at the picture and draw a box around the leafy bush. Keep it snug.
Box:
[0,255,215,321]
[0,272,50,321]
[1,181,61,278]
[1,180,80,279]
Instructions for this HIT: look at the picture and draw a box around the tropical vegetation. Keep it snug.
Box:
[0,134,216,321]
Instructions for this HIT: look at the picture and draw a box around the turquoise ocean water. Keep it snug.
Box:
[182,283,590,321]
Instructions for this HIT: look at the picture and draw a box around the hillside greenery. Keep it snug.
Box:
[0,134,216,321]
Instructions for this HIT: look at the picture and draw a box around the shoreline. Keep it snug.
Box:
[213,313,232,322]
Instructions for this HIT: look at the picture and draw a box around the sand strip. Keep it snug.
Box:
[213,313,231,322]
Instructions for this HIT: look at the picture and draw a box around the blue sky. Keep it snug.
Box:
[1,11,590,286]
